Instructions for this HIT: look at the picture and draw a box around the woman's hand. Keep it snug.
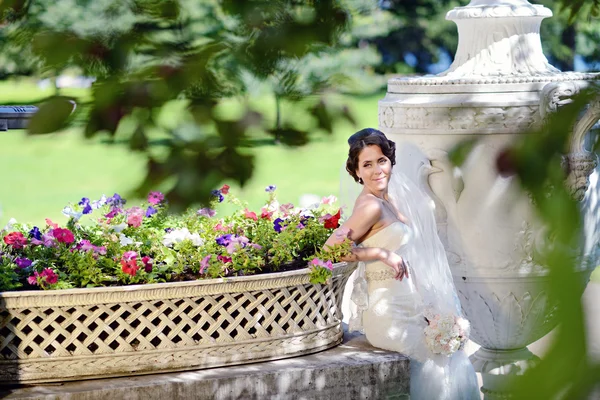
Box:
[381,251,409,281]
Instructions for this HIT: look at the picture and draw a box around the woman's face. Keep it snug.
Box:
[356,145,392,193]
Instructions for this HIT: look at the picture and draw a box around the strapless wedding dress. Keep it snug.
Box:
[359,221,480,400]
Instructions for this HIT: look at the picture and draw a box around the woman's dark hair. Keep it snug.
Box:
[346,128,396,184]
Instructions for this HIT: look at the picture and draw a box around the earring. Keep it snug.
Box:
[358,177,363,184]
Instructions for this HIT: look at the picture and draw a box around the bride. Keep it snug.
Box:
[324,128,480,399]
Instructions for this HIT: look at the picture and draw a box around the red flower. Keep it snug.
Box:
[323,209,342,229]
[3,232,28,248]
[244,209,258,221]
[260,207,273,220]
[220,184,230,194]
[121,259,139,276]
[53,228,75,244]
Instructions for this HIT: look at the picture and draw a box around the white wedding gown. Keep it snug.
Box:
[358,221,480,400]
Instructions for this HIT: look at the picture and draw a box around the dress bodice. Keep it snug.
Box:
[360,221,412,252]
[360,221,413,281]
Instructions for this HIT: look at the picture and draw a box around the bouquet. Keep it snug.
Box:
[423,307,470,357]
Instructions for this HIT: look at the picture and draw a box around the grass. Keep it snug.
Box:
[0,79,381,226]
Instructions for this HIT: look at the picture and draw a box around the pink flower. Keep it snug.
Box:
[279,203,294,216]
[147,191,164,205]
[244,209,258,221]
[27,275,38,286]
[45,218,59,229]
[219,184,230,194]
[309,258,334,271]
[200,255,212,273]
[126,207,144,227]
[122,251,138,261]
[214,220,230,232]
[321,195,337,204]
[260,207,273,220]
[52,228,75,244]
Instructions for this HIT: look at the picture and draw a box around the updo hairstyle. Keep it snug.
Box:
[345,128,396,184]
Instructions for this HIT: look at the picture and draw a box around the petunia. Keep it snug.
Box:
[211,190,224,203]
[41,268,58,284]
[91,195,107,210]
[216,234,233,247]
[119,234,134,246]
[45,218,59,229]
[279,203,294,216]
[200,255,212,274]
[4,232,28,248]
[126,207,144,228]
[107,193,126,207]
[219,184,230,194]
[244,209,258,221]
[31,233,56,247]
[265,185,277,192]
[15,257,32,268]
[105,207,122,219]
[197,208,216,218]
[273,218,286,233]
[141,256,153,273]
[62,206,83,221]
[3,218,17,231]
[52,228,75,244]
[323,209,341,229]
[321,195,337,205]
[78,197,92,214]
[147,191,164,205]
[217,255,232,264]
[29,227,42,240]
[146,206,157,218]
[225,235,249,254]
[260,207,273,220]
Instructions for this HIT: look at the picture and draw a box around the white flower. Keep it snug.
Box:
[62,206,82,221]
[188,233,204,247]
[92,195,107,210]
[321,195,337,205]
[3,218,17,231]
[119,234,134,246]
[162,228,191,247]
[111,223,128,233]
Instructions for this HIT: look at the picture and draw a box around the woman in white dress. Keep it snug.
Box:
[324,128,480,399]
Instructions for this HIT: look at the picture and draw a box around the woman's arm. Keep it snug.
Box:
[323,198,409,280]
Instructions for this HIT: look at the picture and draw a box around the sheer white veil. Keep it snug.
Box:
[340,140,464,330]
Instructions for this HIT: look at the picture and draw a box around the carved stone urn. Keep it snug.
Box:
[378,0,599,398]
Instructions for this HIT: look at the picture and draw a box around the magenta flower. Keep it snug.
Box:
[126,207,144,227]
[142,256,153,273]
[218,255,232,264]
[147,191,164,205]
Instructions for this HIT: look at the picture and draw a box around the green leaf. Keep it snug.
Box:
[27,97,75,135]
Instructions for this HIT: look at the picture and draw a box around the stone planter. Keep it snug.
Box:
[0,262,356,384]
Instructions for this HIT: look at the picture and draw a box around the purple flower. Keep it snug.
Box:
[107,193,126,207]
[265,185,277,193]
[146,206,157,218]
[164,228,173,233]
[200,255,211,274]
[273,218,286,233]
[225,236,249,254]
[79,197,92,214]
[29,226,42,240]
[197,208,216,218]
[15,257,32,269]
[211,190,224,203]
[216,234,233,246]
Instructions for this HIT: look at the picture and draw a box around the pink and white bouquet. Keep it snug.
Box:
[423,307,470,357]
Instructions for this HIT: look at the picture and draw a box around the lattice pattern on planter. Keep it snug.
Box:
[0,277,347,360]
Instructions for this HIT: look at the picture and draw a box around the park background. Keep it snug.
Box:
[0,0,598,288]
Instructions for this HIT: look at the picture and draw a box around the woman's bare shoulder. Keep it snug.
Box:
[352,193,383,218]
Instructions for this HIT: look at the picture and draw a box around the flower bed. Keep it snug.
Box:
[0,261,356,383]
[0,186,355,383]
